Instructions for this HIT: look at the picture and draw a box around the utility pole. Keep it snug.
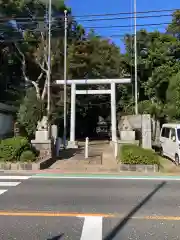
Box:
[134,0,138,115]
[47,0,52,136]
[63,10,67,148]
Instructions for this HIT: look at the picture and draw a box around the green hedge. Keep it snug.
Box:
[20,150,36,162]
[120,144,159,165]
[0,136,38,162]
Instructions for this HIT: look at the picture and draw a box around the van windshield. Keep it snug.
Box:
[177,129,180,141]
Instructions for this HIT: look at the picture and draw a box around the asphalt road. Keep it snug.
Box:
[0,174,180,239]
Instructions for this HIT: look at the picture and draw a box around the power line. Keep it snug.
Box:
[0,39,38,42]
[102,32,169,38]
[0,8,178,22]
[0,20,173,43]
[73,8,179,18]
[83,22,171,29]
[2,30,172,43]
[1,28,172,43]
[0,21,171,32]
[77,13,172,22]
[0,13,173,25]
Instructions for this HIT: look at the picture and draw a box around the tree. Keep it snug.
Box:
[0,41,24,105]
[0,0,68,137]
[144,33,180,102]
[11,0,67,101]
[17,87,45,138]
[167,10,180,39]
[166,72,180,120]
[68,35,123,79]
[123,28,180,119]
[0,0,74,100]
[67,35,125,137]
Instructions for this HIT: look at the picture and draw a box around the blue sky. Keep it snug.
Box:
[65,0,179,52]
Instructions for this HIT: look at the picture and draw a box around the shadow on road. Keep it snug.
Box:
[103,181,166,240]
[47,234,64,240]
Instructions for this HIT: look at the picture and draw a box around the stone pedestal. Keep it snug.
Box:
[31,128,54,159]
[120,130,135,141]
[31,139,53,159]
[35,130,49,141]
[118,114,152,149]
[67,141,78,149]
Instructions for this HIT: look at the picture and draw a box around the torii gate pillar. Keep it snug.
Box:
[70,82,76,146]
[111,82,116,142]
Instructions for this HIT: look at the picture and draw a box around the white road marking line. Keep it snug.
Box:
[0,190,7,195]
[0,182,20,186]
[33,175,180,181]
[0,176,30,180]
[80,216,102,240]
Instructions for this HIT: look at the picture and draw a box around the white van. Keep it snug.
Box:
[160,123,180,165]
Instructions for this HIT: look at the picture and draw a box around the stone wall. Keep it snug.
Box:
[0,103,16,139]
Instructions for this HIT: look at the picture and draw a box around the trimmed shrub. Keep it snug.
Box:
[0,136,39,162]
[0,136,30,162]
[20,150,36,162]
[121,144,159,165]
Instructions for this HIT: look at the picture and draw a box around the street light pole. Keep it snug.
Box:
[47,0,51,132]
[63,10,67,148]
[134,0,138,115]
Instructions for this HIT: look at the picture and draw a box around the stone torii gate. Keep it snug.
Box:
[56,78,131,148]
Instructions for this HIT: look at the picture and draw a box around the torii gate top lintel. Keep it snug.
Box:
[56,78,131,85]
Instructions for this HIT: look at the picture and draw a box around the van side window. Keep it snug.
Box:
[161,127,170,138]
[170,128,176,140]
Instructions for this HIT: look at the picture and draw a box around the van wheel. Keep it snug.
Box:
[160,147,164,157]
[175,154,179,166]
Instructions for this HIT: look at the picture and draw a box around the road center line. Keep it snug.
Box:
[139,216,180,221]
[0,211,179,221]
[0,211,114,217]
[80,216,102,240]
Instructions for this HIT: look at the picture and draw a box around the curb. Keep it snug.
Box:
[119,164,159,173]
[2,169,180,176]
[0,157,56,171]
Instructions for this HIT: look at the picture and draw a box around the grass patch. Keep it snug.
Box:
[120,144,160,165]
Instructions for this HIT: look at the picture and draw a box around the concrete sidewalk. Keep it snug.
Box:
[48,142,118,172]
